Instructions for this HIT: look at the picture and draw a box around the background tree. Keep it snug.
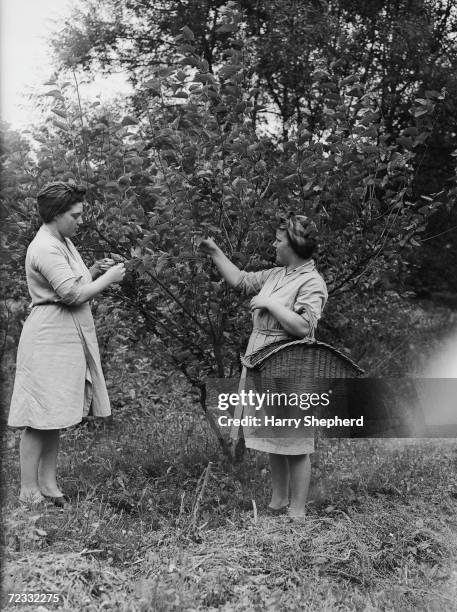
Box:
[53,0,457,291]
[2,3,456,457]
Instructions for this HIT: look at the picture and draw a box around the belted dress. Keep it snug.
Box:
[8,225,111,429]
[231,260,328,454]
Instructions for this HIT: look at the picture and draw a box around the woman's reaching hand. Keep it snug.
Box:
[103,262,126,284]
[198,238,241,287]
[97,258,117,271]
[90,258,117,279]
[198,237,219,255]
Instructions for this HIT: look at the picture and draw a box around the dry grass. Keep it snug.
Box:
[2,307,457,610]
[2,397,457,612]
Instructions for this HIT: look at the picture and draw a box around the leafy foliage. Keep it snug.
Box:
[1,8,456,459]
[50,0,457,288]
[2,22,448,377]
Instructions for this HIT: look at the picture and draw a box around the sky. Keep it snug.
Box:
[1,0,130,128]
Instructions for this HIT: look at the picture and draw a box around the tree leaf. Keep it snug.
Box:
[194,73,216,84]
[182,26,195,41]
[216,23,237,33]
[51,108,67,119]
[53,120,68,131]
[43,90,65,101]
[121,116,139,126]
[144,79,161,95]
[219,65,241,79]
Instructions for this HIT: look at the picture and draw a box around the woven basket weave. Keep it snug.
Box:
[241,339,364,379]
[239,339,365,438]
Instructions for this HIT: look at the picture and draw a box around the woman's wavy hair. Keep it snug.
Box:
[278,213,318,259]
[37,182,86,223]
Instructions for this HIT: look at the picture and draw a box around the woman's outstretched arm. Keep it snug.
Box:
[199,238,241,288]
[75,264,126,304]
[35,245,126,306]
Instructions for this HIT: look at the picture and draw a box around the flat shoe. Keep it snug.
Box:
[267,505,289,515]
[286,510,306,523]
[42,494,70,508]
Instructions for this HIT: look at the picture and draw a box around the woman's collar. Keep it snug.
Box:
[285,259,315,274]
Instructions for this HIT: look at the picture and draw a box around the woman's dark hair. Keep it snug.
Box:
[37,182,86,223]
[278,214,318,259]
[286,233,317,259]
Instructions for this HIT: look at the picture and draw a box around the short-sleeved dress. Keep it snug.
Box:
[8,225,111,429]
[232,260,328,455]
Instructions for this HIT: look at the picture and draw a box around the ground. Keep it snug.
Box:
[2,392,457,611]
[2,303,457,611]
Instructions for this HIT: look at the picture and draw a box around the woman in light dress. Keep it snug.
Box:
[8,182,125,506]
[200,215,327,519]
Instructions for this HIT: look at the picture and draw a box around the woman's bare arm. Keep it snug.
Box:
[73,264,125,304]
[199,238,241,287]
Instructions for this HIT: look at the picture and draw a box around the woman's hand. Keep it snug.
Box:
[198,238,242,287]
[103,262,126,284]
[97,258,117,271]
[73,262,126,304]
[90,258,117,279]
[251,296,311,338]
[250,296,274,311]
[198,237,219,255]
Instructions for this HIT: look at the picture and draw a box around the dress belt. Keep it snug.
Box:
[32,301,63,307]
[251,328,285,335]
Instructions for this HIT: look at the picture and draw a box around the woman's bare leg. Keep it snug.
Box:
[287,454,311,518]
[268,453,290,509]
[19,428,45,502]
[38,429,62,497]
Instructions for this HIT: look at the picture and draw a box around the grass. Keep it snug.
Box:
[2,304,457,610]
[2,386,457,611]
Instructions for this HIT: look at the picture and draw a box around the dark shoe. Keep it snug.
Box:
[267,505,289,516]
[43,494,70,508]
[286,508,306,523]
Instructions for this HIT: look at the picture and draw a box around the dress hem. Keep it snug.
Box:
[239,438,315,455]
[8,417,85,430]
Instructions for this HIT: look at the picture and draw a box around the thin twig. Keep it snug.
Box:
[189,462,212,534]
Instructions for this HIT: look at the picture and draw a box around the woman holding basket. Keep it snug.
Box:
[200,214,327,519]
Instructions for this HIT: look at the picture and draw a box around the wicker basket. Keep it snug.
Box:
[241,338,364,379]
[240,340,421,437]
[240,339,367,437]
